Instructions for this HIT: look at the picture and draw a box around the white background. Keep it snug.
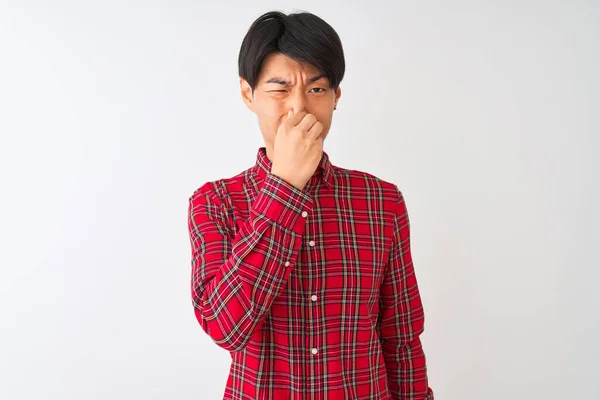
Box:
[1,1,598,399]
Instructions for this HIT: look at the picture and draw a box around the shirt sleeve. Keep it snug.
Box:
[377,187,434,399]
[188,173,313,352]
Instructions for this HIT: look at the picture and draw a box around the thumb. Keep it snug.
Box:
[282,109,294,127]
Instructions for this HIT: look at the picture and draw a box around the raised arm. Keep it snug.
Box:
[188,174,312,352]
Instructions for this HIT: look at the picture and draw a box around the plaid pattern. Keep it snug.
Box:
[188,147,433,399]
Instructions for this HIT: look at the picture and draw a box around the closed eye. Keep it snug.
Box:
[268,88,327,93]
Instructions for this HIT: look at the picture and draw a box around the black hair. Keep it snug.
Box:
[238,10,345,91]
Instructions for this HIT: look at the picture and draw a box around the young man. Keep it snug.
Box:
[187,10,434,400]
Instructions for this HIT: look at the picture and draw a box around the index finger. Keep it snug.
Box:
[286,110,308,127]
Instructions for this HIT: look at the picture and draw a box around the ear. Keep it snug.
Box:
[334,85,342,108]
[240,78,255,112]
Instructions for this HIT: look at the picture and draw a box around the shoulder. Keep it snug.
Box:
[332,165,402,199]
[188,166,253,209]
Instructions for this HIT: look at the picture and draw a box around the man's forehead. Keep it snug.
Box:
[260,54,324,82]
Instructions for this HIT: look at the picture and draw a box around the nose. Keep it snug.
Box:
[288,90,307,114]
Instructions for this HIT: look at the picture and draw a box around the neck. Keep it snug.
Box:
[265,145,274,163]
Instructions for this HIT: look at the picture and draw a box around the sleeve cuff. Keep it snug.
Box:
[250,173,314,234]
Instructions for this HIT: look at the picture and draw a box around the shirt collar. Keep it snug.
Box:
[252,146,334,189]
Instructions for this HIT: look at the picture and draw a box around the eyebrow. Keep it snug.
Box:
[264,73,327,85]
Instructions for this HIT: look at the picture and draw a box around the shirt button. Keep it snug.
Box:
[311,348,318,355]
[309,240,315,247]
[302,211,308,218]
[311,295,317,301]
[285,261,290,267]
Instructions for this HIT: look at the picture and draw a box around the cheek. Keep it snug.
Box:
[315,110,333,127]
[253,95,282,116]
[254,100,287,137]
[260,101,288,131]
[263,100,286,118]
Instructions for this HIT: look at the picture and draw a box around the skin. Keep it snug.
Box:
[240,52,342,162]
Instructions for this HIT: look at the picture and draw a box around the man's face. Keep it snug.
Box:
[240,53,341,155]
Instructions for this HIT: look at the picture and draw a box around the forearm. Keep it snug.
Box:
[190,173,313,352]
[378,187,434,399]
[380,332,433,399]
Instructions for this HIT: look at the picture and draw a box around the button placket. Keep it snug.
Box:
[301,208,319,358]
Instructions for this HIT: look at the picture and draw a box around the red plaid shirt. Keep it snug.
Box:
[188,147,433,399]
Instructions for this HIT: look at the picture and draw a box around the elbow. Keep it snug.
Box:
[192,305,253,353]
